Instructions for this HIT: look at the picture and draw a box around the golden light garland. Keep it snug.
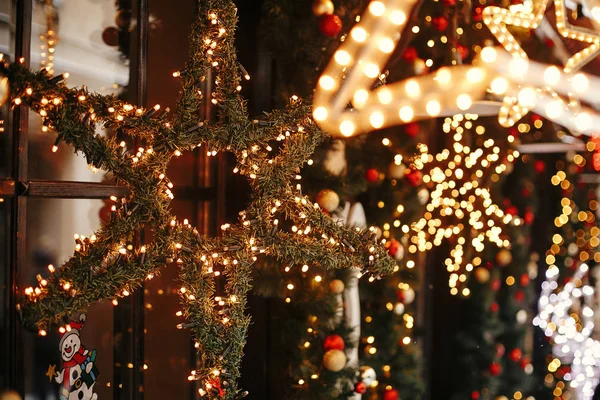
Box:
[482,0,600,130]
[312,0,493,137]
[312,0,600,138]
[410,114,520,294]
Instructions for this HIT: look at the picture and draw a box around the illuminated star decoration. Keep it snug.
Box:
[312,0,493,137]
[410,114,521,295]
[483,0,600,128]
[9,0,395,397]
[46,364,56,382]
[533,263,600,400]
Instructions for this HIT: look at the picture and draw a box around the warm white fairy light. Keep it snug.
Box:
[533,263,600,400]
[411,114,519,293]
[313,0,492,137]
[312,0,600,138]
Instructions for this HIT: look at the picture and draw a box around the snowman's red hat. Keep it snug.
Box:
[59,314,86,350]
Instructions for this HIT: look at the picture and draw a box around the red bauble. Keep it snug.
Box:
[509,348,522,362]
[354,382,367,394]
[491,279,501,292]
[102,27,119,47]
[403,47,418,62]
[443,0,457,5]
[472,7,483,21]
[457,44,469,60]
[365,168,380,183]
[505,205,518,216]
[531,114,543,123]
[404,122,420,137]
[405,169,422,186]
[520,356,531,369]
[489,362,502,376]
[534,160,546,173]
[320,14,343,37]
[514,290,525,302]
[471,391,480,400]
[387,239,402,258]
[383,389,399,400]
[520,274,530,287]
[524,210,534,225]
[324,334,345,351]
[432,16,449,31]
[490,302,499,312]
[544,38,555,48]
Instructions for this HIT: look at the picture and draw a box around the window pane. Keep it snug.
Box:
[27,0,129,182]
[22,198,113,399]
[0,0,14,178]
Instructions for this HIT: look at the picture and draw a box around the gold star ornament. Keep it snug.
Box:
[46,364,56,382]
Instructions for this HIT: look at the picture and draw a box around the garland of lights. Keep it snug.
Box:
[312,0,600,137]
[534,263,600,400]
[5,0,395,398]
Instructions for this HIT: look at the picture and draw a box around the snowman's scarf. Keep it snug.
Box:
[62,347,87,390]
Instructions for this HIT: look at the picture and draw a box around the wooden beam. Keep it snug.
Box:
[22,180,129,198]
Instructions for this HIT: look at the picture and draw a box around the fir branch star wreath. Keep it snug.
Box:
[4,0,395,398]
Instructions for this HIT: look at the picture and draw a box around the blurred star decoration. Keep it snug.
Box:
[409,114,521,295]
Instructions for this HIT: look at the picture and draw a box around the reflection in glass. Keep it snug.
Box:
[23,198,113,400]
[28,0,129,182]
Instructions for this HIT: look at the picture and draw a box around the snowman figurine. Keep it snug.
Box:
[54,314,99,400]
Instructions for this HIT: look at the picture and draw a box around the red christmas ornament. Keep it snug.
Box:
[524,209,534,225]
[386,239,402,258]
[490,302,499,312]
[365,168,380,183]
[514,290,525,302]
[509,348,522,362]
[520,274,530,287]
[383,389,400,400]
[471,391,481,400]
[443,0,457,5]
[320,14,343,37]
[473,7,483,21]
[402,47,418,62]
[505,205,518,216]
[457,44,469,60]
[534,160,546,173]
[531,114,543,123]
[324,334,345,351]
[102,27,119,47]
[544,38,555,48]
[520,356,531,369]
[354,382,367,394]
[405,169,422,186]
[489,362,502,376]
[404,122,420,137]
[99,199,112,223]
[432,16,449,31]
[522,187,531,197]
[491,279,501,292]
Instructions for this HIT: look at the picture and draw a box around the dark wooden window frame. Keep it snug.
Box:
[0,1,223,398]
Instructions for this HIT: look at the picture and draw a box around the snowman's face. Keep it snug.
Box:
[61,334,81,362]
